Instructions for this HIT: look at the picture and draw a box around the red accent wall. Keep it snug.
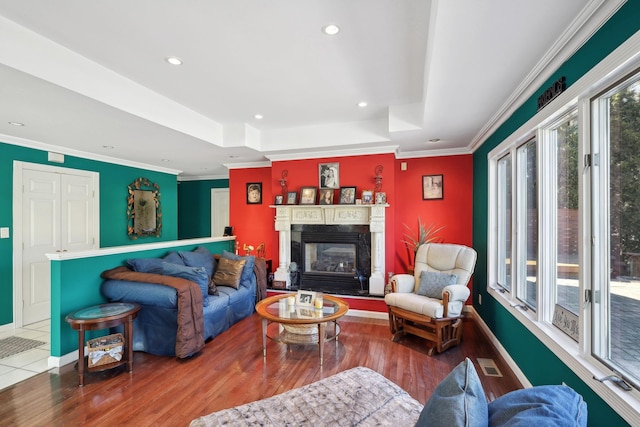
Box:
[229,167,274,258]
[393,155,474,297]
[229,153,473,298]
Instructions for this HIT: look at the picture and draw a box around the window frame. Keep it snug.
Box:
[486,31,640,424]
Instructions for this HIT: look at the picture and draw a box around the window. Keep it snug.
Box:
[516,139,538,309]
[488,34,640,422]
[592,72,640,386]
[550,114,580,314]
[497,154,512,292]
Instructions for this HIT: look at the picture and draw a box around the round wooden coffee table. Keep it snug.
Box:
[65,302,140,386]
[255,294,349,365]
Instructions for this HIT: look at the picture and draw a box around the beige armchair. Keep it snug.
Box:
[385,243,477,355]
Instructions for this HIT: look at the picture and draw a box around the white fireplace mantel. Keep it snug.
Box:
[271,205,387,295]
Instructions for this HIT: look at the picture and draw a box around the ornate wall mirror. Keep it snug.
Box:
[127,177,162,238]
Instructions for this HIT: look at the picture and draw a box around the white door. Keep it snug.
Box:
[211,188,230,237]
[20,166,97,325]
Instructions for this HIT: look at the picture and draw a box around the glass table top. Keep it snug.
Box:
[68,302,138,320]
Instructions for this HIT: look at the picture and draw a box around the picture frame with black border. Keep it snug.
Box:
[286,191,298,205]
[300,187,317,205]
[246,182,262,204]
[422,174,444,200]
[339,186,356,204]
[274,195,284,205]
[318,162,340,189]
[319,188,334,205]
[296,290,317,307]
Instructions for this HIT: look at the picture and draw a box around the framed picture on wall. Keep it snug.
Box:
[319,163,340,189]
[422,174,443,200]
[246,182,262,204]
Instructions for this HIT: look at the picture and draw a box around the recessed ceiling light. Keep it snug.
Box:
[8,121,24,126]
[102,145,114,149]
[322,24,340,35]
[161,159,171,162]
[428,138,441,143]
[165,56,183,66]
[254,114,263,120]
[228,155,240,159]
[357,101,368,108]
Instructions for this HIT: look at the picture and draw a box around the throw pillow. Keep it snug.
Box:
[179,246,216,279]
[126,257,163,274]
[208,277,219,296]
[163,251,185,266]
[488,385,587,427]
[213,257,247,289]
[415,358,488,427]
[222,250,255,286]
[162,262,210,307]
[417,271,458,298]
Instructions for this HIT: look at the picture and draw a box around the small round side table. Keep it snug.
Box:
[65,302,140,386]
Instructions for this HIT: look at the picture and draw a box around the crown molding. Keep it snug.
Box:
[265,145,399,162]
[469,0,626,152]
[0,133,182,175]
[177,174,229,182]
[224,160,272,170]
[396,146,471,159]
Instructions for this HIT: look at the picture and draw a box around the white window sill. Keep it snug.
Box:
[488,288,640,426]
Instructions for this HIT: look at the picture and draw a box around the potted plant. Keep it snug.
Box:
[401,217,444,270]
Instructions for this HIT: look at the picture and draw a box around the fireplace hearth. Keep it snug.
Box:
[290,224,370,295]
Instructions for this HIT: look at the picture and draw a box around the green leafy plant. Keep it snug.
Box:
[401,217,444,266]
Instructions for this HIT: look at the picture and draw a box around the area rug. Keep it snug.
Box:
[0,336,45,359]
[190,367,423,426]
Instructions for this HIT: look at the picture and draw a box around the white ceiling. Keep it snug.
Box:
[0,0,616,178]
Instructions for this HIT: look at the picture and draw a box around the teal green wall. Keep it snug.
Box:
[51,239,234,357]
[473,2,640,426]
[177,179,228,239]
[0,141,179,326]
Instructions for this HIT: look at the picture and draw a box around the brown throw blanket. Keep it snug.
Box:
[101,266,205,358]
[254,257,268,302]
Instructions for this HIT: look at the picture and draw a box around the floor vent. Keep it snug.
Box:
[477,358,503,377]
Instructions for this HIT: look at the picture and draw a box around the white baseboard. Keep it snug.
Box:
[346,309,388,320]
[48,349,79,369]
[467,307,532,388]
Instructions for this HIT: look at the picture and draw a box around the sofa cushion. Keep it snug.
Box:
[415,357,488,427]
[213,257,246,289]
[222,250,255,287]
[488,385,587,427]
[179,246,216,279]
[417,271,458,298]
[162,262,209,307]
[126,257,163,274]
[163,251,185,266]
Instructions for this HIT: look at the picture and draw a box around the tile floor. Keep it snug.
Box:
[0,319,51,391]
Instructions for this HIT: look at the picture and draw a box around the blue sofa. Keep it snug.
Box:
[101,249,257,357]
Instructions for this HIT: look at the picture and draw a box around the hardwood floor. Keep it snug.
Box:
[0,313,521,426]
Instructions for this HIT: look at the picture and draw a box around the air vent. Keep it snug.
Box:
[477,358,503,377]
